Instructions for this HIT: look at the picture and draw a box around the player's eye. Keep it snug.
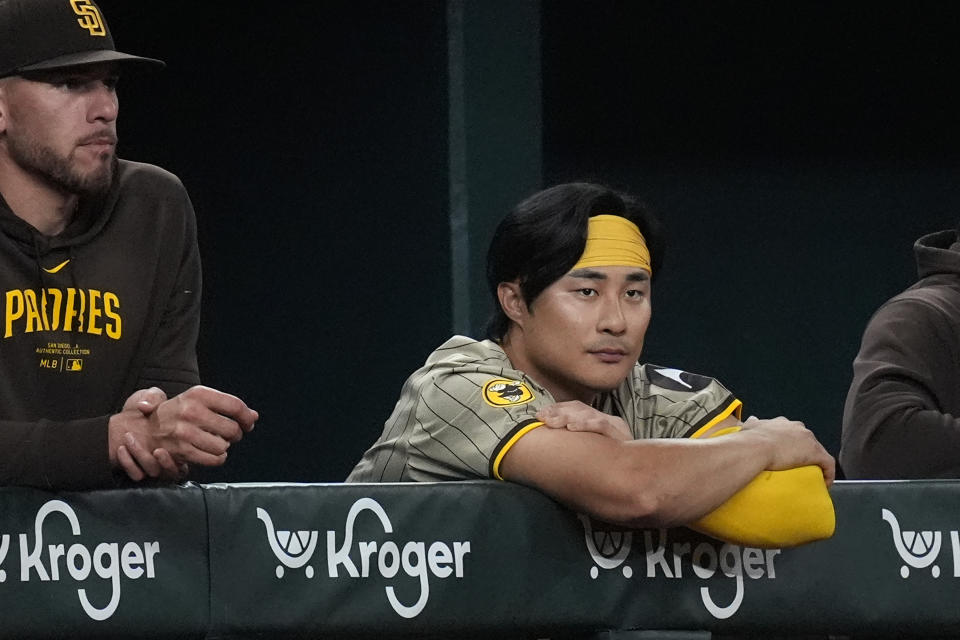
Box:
[56,76,118,91]
[57,78,84,89]
[577,288,598,297]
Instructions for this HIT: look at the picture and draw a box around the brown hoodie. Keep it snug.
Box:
[841,228,960,478]
[0,160,201,489]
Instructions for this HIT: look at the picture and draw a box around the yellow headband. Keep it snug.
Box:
[571,214,652,274]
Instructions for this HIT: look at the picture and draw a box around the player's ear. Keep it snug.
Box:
[0,81,7,134]
[498,281,528,325]
[0,78,13,136]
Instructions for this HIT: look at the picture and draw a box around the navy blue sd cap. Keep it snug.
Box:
[0,0,164,78]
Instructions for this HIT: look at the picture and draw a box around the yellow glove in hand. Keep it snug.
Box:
[689,425,836,548]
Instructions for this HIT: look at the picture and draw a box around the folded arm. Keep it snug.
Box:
[500,412,833,529]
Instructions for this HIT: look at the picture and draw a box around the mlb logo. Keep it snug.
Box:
[65,359,83,372]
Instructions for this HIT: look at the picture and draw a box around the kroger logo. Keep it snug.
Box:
[0,499,160,621]
[257,498,471,619]
[880,508,960,579]
[579,514,781,620]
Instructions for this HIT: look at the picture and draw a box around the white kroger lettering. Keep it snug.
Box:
[48,544,65,580]
[644,530,673,578]
[453,542,470,577]
[325,499,471,618]
[401,541,425,578]
[742,547,765,579]
[259,498,470,619]
[15,500,160,621]
[0,534,10,582]
[953,531,960,578]
[378,541,400,578]
[692,543,779,619]
[358,540,377,576]
[428,541,453,577]
[583,516,781,621]
[67,544,90,580]
[699,544,745,620]
[326,498,391,578]
[671,542,691,577]
[691,542,717,579]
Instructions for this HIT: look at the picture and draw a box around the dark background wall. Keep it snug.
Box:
[97,1,960,481]
[98,1,452,482]
[541,1,960,463]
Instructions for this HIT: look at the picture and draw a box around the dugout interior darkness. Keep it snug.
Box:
[97,1,960,482]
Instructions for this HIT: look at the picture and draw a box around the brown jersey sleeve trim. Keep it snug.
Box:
[489,418,544,480]
[684,395,743,438]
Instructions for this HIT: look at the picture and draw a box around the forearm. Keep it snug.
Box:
[501,426,778,529]
[841,364,960,478]
[0,416,115,489]
[843,403,960,478]
[613,432,778,527]
[136,195,201,397]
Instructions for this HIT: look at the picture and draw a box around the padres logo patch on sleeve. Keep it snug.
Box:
[482,379,535,407]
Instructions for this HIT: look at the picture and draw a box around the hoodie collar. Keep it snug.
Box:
[0,174,115,258]
[915,229,960,279]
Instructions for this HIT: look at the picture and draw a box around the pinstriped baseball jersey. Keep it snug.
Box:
[347,335,742,483]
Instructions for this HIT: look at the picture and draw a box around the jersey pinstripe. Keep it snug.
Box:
[347,335,741,483]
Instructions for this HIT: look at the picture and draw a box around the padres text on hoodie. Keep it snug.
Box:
[0,159,201,489]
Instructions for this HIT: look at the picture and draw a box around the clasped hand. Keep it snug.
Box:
[109,385,258,482]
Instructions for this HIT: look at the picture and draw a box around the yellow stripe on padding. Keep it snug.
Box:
[492,421,544,481]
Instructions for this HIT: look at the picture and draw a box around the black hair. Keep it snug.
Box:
[484,182,665,341]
